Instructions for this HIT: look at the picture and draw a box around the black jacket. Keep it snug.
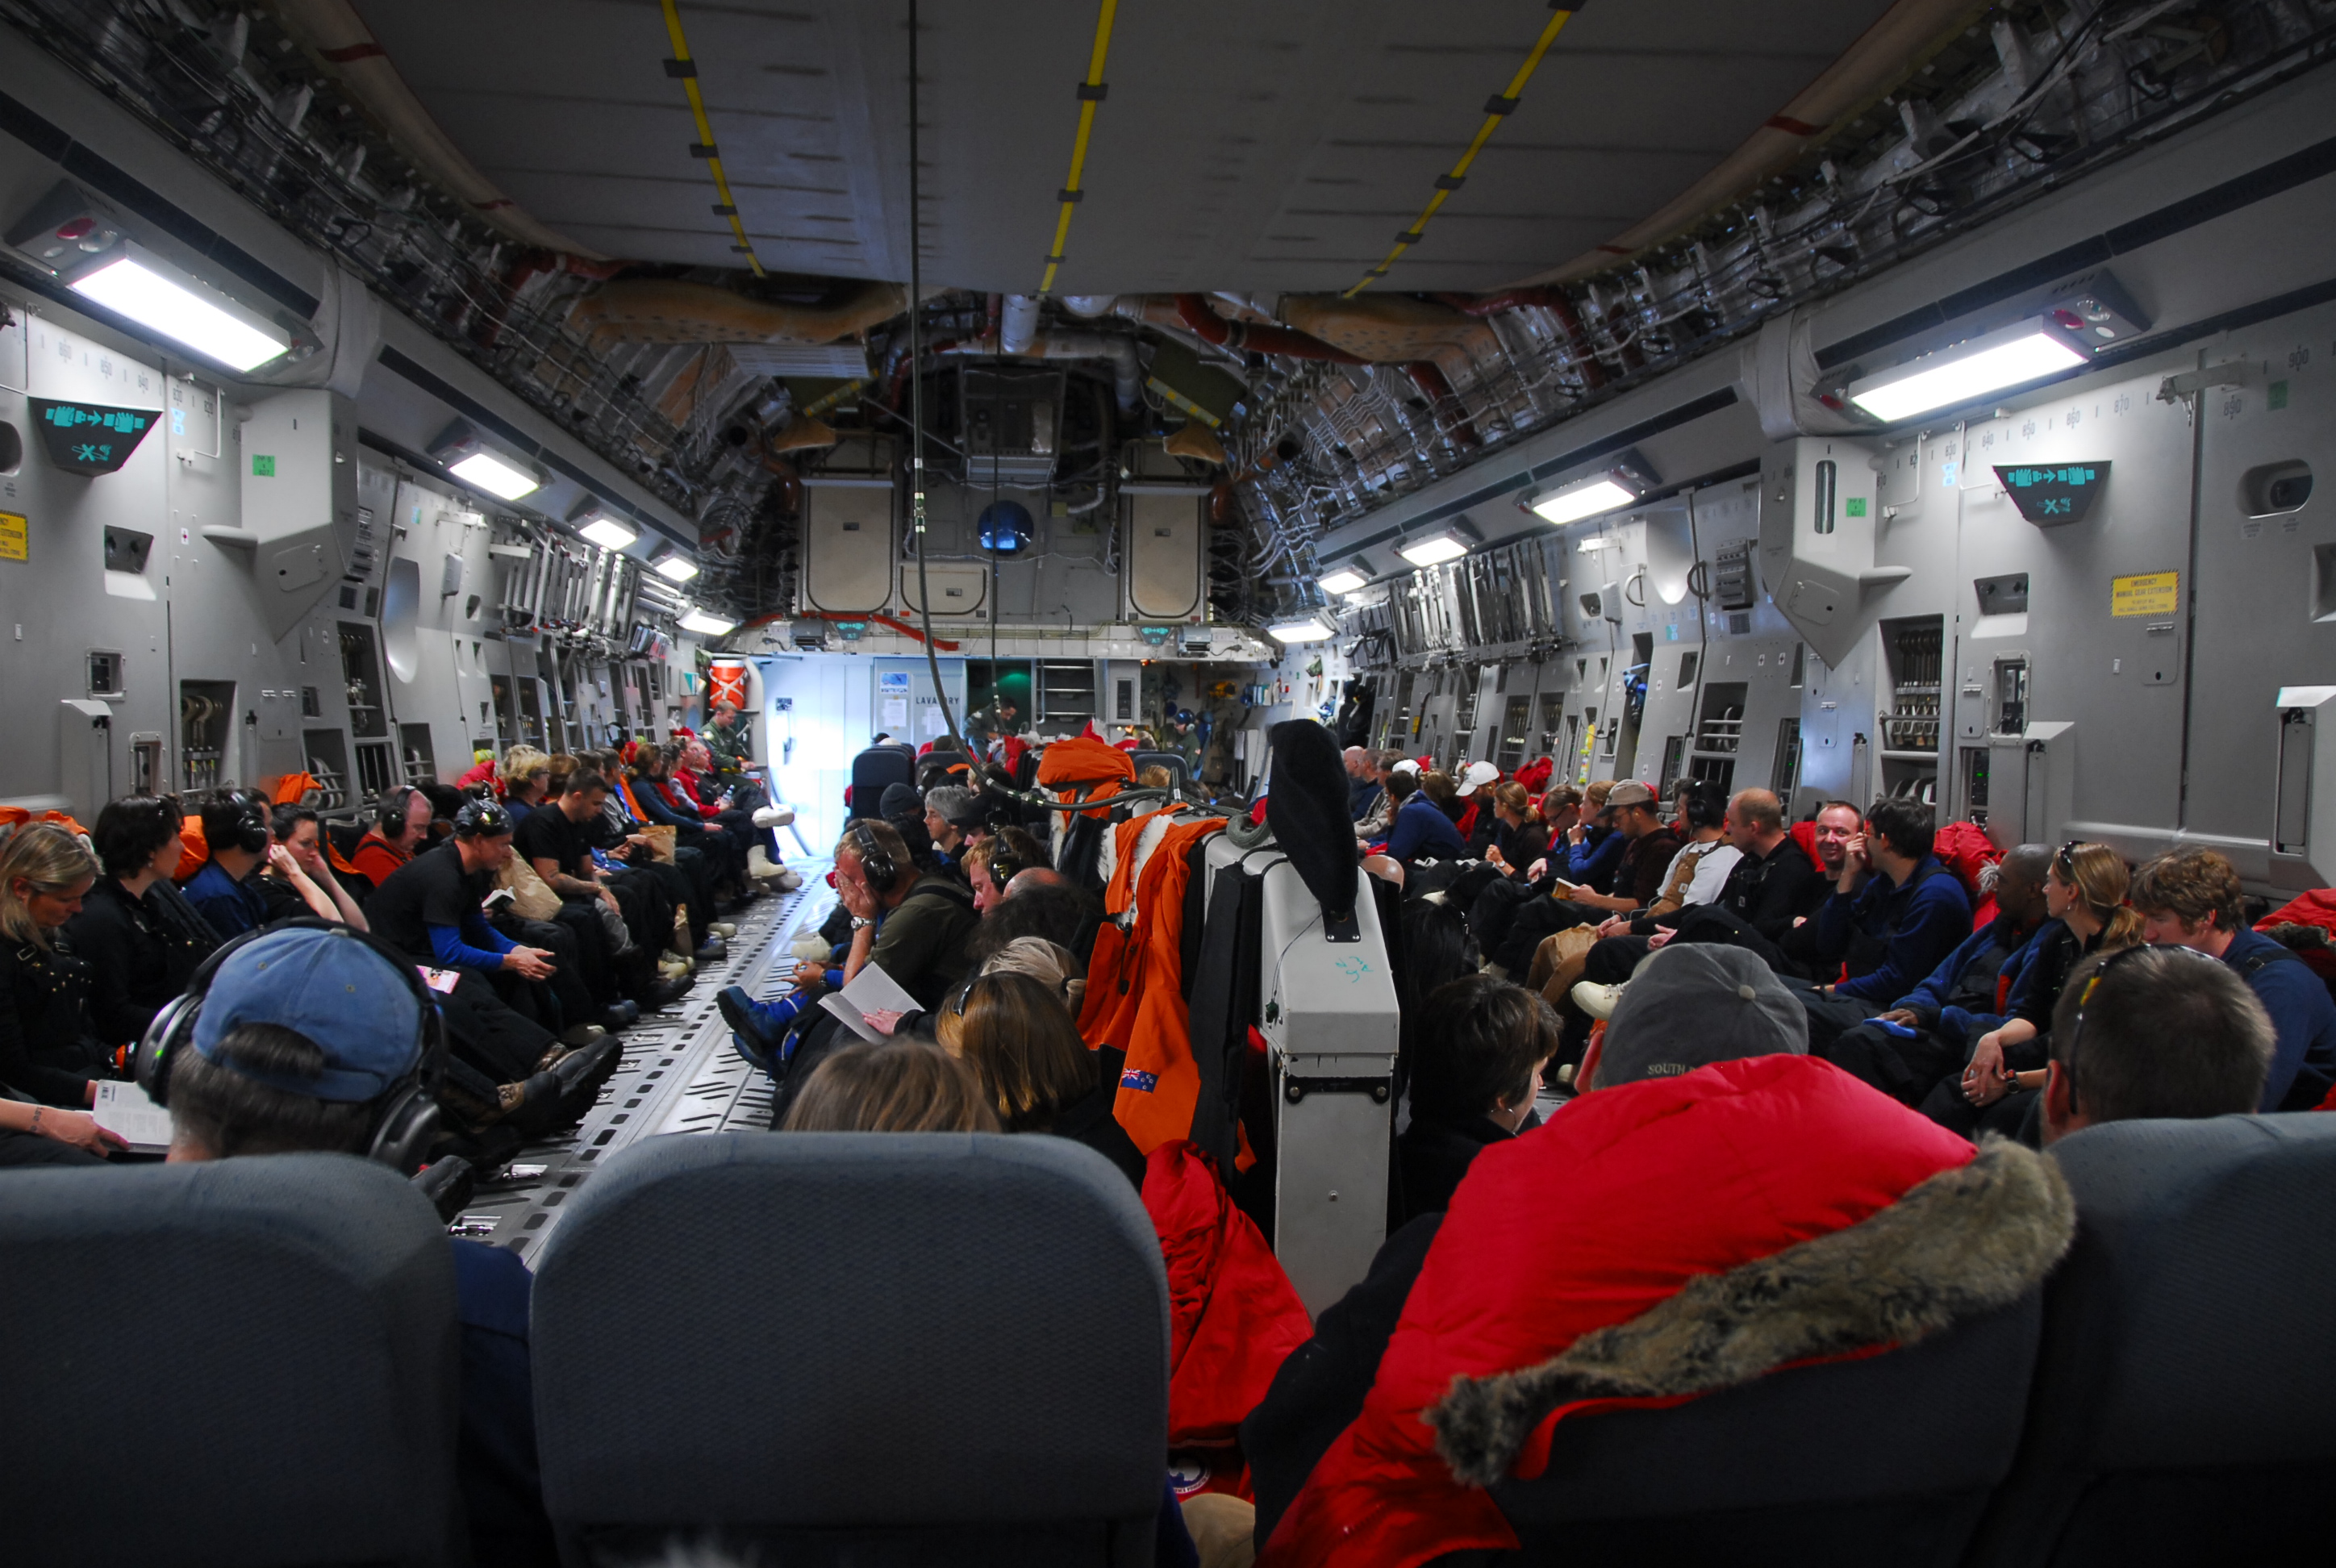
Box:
[1395,1114,1512,1225]
[1049,1045,1148,1190]
[1688,835,1825,945]
[0,936,111,1105]
[63,878,220,1048]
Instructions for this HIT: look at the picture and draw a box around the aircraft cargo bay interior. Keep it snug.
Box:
[1,1,2334,1564]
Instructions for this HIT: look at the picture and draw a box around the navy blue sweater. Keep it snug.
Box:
[1817,856,1973,1005]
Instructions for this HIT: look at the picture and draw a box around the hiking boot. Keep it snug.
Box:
[1570,981,1624,1020]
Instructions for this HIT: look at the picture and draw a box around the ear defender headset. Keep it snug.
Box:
[136,919,448,1175]
[850,820,899,890]
[377,784,422,837]
[217,793,269,856]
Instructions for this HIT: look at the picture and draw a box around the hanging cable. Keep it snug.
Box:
[1037,0,1122,296]
[657,0,765,277]
[907,0,966,754]
[1342,2,1580,298]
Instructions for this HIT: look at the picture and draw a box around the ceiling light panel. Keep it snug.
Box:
[1317,568,1368,594]
[1267,618,1331,644]
[1847,319,2091,423]
[1399,533,1470,567]
[578,515,638,550]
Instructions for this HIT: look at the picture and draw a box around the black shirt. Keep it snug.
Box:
[368,844,497,962]
[61,878,218,1047]
[1692,835,1825,945]
[1395,1114,1512,1225]
[512,808,593,882]
[0,938,109,1106]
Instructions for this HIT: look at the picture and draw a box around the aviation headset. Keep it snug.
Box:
[849,819,899,890]
[377,783,423,836]
[207,791,270,857]
[136,919,448,1175]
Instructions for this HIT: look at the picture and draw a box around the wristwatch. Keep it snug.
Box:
[850,915,874,930]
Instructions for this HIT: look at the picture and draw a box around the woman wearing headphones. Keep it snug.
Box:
[64,795,220,1051]
[1954,840,2142,1124]
[0,823,127,1163]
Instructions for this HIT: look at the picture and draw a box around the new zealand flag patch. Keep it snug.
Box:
[1119,1068,1158,1093]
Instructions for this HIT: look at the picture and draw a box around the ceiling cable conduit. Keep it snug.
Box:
[566,279,911,345]
[263,0,604,257]
[1037,0,1122,295]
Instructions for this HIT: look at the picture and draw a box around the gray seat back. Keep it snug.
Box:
[532,1132,1169,1566]
[1969,1115,2336,1566]
[0,1153,459,1566]
[1132,751,1189,793]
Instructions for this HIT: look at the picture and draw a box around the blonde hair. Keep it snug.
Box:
[782,1042,1000,1133]
[1583,779,1616,811]
[500,745,550,789]
[1137,765,1172,790]
[2054,841,2144,950]
[1493,781,1533,818]
[0,824,98,949]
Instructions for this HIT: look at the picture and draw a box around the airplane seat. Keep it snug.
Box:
[1131,751,1188,792]
[846,744,918,822]
[0,1154,460,1566]
[1966,1116,2336,1567]
[532,1132,1170,1566]
[1469,1291,2042,1566]
[324,816,369,859]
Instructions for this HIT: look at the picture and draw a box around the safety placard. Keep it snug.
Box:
[0,511,24,561]
[2111,570,2178,617]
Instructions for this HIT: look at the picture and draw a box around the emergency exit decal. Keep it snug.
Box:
[2111,571,2179,618]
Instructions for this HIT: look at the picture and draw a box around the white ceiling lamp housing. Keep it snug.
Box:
[1529,471,1639,526]
[679,608,737,636]
[1317,566,1369,595]
[1846,317,2090,423]
[1267,617,1332,644]
[578,514,638,550]
[653,553,700,581]
[428,420,544,502]
[1396,516,1483,567]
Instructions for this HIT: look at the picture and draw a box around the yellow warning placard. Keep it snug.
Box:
[0,511,24,562]
[2111,570,2178,618]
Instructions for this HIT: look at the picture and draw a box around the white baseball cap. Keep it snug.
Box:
[1459,761,1501,791]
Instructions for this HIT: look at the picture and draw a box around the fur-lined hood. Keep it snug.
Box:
[1428,1135,2075,1488]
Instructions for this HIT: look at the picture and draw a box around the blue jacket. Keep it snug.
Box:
[1385,798,1467,863]
[1895,915,2056,1040]
[1566,826,1627,893]
[182,861,269,940]
[1817,855,1973,1005]
[1349,778,1383,823]
[2221,928,2336,1109]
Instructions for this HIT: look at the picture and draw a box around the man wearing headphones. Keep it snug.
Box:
[181,792,274,939]
[152,924,555,1563]
[350,786,436,893]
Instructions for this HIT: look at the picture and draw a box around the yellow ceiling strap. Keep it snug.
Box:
[660,0,765,278]
[1038,0,1121,296]
[1342,3,1579,298]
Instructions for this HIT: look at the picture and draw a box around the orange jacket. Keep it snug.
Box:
[1082,806,1187,1049]
[1037,733,1135,820]
[1108,815,1227,1154]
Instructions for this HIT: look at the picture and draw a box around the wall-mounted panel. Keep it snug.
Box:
[1125,490,1204,622]
[803,483,894,615]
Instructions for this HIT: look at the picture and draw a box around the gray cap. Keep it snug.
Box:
[1596,943,1807,1087]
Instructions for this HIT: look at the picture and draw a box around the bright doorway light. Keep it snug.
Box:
[1847,319,2089,423]
[1267,617,1332,644]
[69,249,290,373]
[578,514,638,550]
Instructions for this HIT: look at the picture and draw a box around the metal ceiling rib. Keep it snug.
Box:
[356,0,1900,294]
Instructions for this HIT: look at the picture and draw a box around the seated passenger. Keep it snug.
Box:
[255,804,370,929]
[2038,944,2275,1139]
[1479,783,1550,881]
[1379,770,1466,866]
[181,792,274,939]
[1344,746,1380,823]
[880,782,941,874]
[1558,779,1624,892]
[950,970,1145,1187]
[1796,797,1973,1050]
[2130,847,2336,1110]
[1394,976,1558,1225]
[0,824,124,1165]
[1561,783,1771,1011]
[500,746,552,824]
[924,784,978,875]
[1819,843,2054,1106]
[1936,841,2138,1137]
[156,926,555,1565]
[64,796,218,1050]
[1242,942,2071,1565]
[348,784,435,892]
[1355,752,1404,841]
[1491,783,1680,996]
[778,1040,1001,1132]
[515,770,691,1011]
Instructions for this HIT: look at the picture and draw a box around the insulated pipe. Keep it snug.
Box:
[1000,295,1042,355]
[1174,294,1366,365]
[1438,288,1606,390]
[1059,294,1119,318]
[569,279,912,345]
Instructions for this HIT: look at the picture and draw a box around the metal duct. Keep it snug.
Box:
[1000,294,1042,354]
[1059,295,1119,318]
[1173,295,1366,365]
[938,335,1141,414]
[569,280,911,345]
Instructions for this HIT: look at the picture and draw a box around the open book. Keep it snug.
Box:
[92,1079,174,1153]
[818,960,923,1045]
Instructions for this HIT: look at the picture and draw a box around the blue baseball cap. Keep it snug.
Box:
[191,928,423,1102]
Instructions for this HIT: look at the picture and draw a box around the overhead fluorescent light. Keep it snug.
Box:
[1317,567,1369,595]
[1399,532,1469,567]
[1530,473,1639,526]
[578,514,638,550]
[1847,317,2090,423]
[653,553,700,581]
[679,608,737,636]
[1266,617,1332,644]
[1578,536,1620,552]
[448,451,542,500]
[69,248,290,373]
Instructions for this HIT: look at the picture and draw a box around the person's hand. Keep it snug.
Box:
[266,842,310,882]
[704,822,726,834]
[1646,928,1675,949]
[1875,1007,1920,1028]
[599,886,621,914]
[1485,845,1507,869]
[626,833,654,852]
[1525,857,1548,882]
[838,878,877,920]
[1596,916,1632,939]
[861,1008,903,1037]
[39,1106,127,1157]
[791,961,828,991]
[1566,824,1586,846]
[503,946,557,981]
[1962,1032,2012,1106]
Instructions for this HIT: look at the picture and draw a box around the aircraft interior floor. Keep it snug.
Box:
[448,864,837,1258]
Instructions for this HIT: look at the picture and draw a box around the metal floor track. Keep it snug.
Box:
[450,865,837,1259]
